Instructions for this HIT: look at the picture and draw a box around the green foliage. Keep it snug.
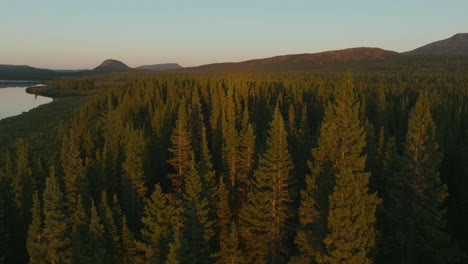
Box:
[2,70,468,263]
[181,155,214,263]
[239,105,293,263]
[167,103,192,193]
[386,90,461,263]
[315,75,379,264]
[42,168,71,263]
[26,192,45,264]
[137,184,174,263]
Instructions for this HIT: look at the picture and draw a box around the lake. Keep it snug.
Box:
[0,82,53,120]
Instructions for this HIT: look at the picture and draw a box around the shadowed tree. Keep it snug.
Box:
[239,105,293,264]
[168,103,192,193]
[311,75,379,264]
[42,168,71,264]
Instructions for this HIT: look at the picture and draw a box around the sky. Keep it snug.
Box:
[0,0,467,69]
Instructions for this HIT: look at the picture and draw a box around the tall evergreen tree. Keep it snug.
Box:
[71,195,88,263]
[290,172,320,264]
[27,192,44,264]
[239,105,293,264]
[88,200,106,263]
[216,176,232,258]
[10,139,33,223]
[121,215,137,264]
[42,168,71,264]
[218,222,246,264]
[137,184,174,263]
[237,122,256,206]
[168,103,192,193]
[388,90,454,263]
[312,75,379,264]
[61,132,87,217]
[121,126,147,228]
[181,154,214,263]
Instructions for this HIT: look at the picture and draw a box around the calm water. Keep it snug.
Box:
[0,84,53,120]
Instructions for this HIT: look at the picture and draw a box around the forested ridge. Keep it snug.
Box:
[1,71,468,263]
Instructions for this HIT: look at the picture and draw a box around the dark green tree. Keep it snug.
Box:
[290,173,319,264]
[181,154,214,263]
[239,105,293,264]
[389,90,455,263]
[313,75,379,264]
[26,192,45,264]
[42,168,71,264]
[218,222,246,264]
[168,103,192,193]
[137,184,174,263]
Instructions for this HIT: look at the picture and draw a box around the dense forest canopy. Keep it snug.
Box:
[0,68,467,264]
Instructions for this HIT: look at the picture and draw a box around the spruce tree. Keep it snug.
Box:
[237,122,256,206]
[61,132,87,217]
[219,222,246,264]
[88,200,106,263]
[27,192,45,264]
[290,172,320,264]
[391,90,453,263]
[198,123,217,204]
[12,139,33,216]
[121,215,137,264]
[168,103,192,193]
[42,168,71,264]
[239,105,292,263]
[99,192,121,263]
[312,75,378,264]
[121,126,147,228]
[137,184,174,263]
[165,224,181,264]
[71,195,88,263]
[216,176,232,258]
[181,154,214,263]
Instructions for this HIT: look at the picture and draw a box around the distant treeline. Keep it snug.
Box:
[52,79,95,91]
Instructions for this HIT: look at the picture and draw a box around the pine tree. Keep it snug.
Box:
[99,192,121,263]
[165,224,181,264]
[121,215,137,264]
[137,184,174,263]
[222,105,241,212]
[181,154,214,263]
[42,168,71,264]
[71,195,88,263]
[11,139,33,216]
[88,200,106,263]
[168,103,192,193]
[121,126,147,228]
[237,122,256,206]
[216,176,232,257]
[390,90,453,263]
[27,192,45,264]
[290,173,320,264]
[198,123,217,203]
[61,132,87,217]
[219,222,246,264]
[239,105,293,263]
[313,75,379,264]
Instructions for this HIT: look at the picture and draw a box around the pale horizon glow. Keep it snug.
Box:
[1,0,467,69]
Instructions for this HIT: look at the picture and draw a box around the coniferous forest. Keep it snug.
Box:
[1,70,468,264]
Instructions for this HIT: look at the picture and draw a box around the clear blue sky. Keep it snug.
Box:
[1,0,467,69]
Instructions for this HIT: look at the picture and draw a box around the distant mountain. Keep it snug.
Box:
[135,63,183,71]
[404,33,468,55]
[184,47,398,72]
[93,59,130,71]
[0,65,57,80]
